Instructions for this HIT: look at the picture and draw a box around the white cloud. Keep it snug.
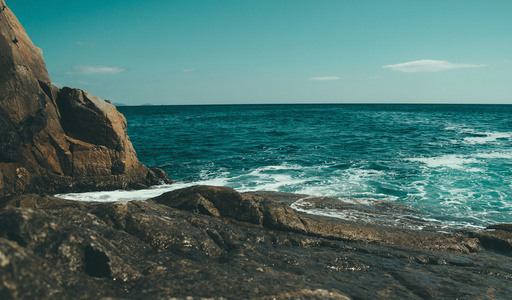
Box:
[383,59,487,73]
[78,80,101,86]
[66,65,126,75]
[183,68,196,72]
[310,76,341,81]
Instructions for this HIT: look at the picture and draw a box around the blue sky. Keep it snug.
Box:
[9,0,512,105]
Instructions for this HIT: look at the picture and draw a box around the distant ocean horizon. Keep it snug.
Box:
[113,102,512,107]
[59,104,512,230]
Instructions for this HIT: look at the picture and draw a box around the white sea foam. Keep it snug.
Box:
[248,164,304,172]
[473,151,512,159]
[56,184,177,202]
[56,176,234,202]
[233,163,310,192]
[463,132,512,144]
[290,194,489,231]
[55,156,509,231]
[291,197,433,230]
[407,155,479,170]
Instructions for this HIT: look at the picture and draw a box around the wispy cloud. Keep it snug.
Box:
[66,65,126,75]
[78,80,101,86]
[310,76,341,81]
[183,68,196,72]
[383,59,487,73]
[76,41,97,47]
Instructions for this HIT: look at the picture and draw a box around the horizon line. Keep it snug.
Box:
[114,102,512,107]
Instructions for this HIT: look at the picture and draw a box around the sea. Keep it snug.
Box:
[58,104,512,230]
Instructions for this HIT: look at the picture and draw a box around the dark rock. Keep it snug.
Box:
[0,238,61,299]
[0,0,170,197]
[469,226,512,254]
[0,193,88,210]
[0,107,22,163]
[0,191,512,299]
[146,167,174,185]
[83,245,112,278]
[487,223,512,232]
[91,200,223,256]
[56,87,128,150]
[0,192,511,299]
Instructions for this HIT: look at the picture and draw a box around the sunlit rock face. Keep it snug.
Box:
[0,0,169,197]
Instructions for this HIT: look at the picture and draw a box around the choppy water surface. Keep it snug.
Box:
[59,104,512,229]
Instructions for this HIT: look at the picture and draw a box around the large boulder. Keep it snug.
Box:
[0,0,170,197]
[153,185,308,233]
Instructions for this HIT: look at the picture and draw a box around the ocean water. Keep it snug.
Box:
[58,104,512,230]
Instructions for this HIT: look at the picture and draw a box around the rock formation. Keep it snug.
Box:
[0,0,170,197]
[2,2,511,299]
[1,187,511,299]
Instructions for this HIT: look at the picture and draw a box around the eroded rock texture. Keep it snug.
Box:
[1,186,511,299]
[0,0,171,197]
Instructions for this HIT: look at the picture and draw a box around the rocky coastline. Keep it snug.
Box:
[1,186,512,299]
[1,1,511,299]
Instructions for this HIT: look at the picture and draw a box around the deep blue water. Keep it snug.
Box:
[62,104,512,229]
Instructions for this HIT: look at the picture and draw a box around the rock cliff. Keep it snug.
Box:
[0,0,170,197]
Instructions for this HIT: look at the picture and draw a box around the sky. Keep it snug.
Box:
[8,0,512,105]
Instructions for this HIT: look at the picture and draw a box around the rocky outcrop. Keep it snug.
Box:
[0,0,171,197]
[467,224,512,253]
[1,188,512,299]
[154,186,481,253]
[153,185,308,233]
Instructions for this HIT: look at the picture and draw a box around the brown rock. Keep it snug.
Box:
[146,167,174,185]
[153,185,307,233]
[0,0,168,196]
[154,185,265,224]
[0,193,89,210]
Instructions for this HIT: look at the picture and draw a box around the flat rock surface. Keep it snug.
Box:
[1,186,511,299]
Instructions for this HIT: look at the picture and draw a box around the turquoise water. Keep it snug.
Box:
[62,104,512,229]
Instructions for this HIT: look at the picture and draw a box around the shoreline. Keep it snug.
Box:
[2,185,511,299]
[56,183,490,232]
